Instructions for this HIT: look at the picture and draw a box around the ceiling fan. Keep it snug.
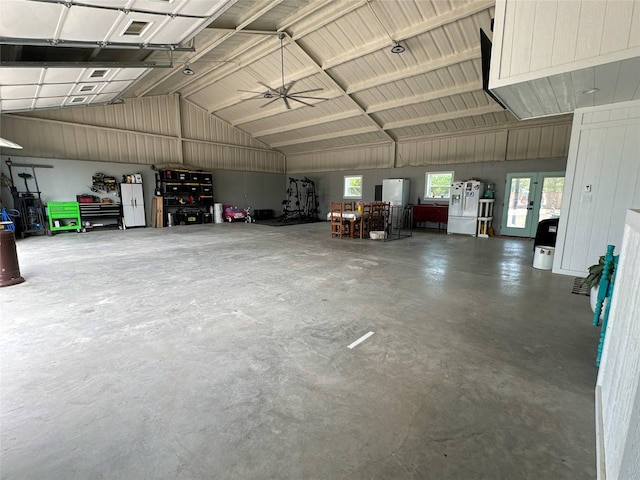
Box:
[239,33,326,110]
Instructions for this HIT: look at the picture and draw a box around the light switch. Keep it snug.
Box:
[585,184,591,192]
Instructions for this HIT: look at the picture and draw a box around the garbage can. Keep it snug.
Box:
[0,230,25,287]
[533,245,555,270]
[214,203,223,224]
[533,218,559,250]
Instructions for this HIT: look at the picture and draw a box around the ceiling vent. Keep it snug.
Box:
[71,97,87,104]
[122,20,152,37]
[80,85,96,93]
[90,69,109,79]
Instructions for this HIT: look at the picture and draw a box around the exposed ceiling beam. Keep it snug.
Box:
[133,0,274,97]
[248,109,363,137]
[270,125,381,148]
[347,48,480,94]
[319,0,493,70]
[210,66,323,114]
[286,36,395,143]
[383,105,505,130]
[366,82,481,114]
[287,0,368,40]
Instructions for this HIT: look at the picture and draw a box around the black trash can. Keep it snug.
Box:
[533,218,559,250]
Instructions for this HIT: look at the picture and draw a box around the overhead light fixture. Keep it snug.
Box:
[0,137,23,149]
[182,65,195,76]
[581,88,599,94]
[390,42,405,54]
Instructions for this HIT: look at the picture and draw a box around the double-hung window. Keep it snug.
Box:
[343,175,362,199]
[424,172,454,199]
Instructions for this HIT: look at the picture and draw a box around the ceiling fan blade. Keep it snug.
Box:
[238,89,266,94]
[289,96,316,107]
[289,94,327,100]
[258,82,280,95]
[260,97,281,108]
[283,80,297,95]
[283,96,292,110]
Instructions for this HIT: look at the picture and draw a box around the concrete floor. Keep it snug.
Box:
[1,222,598,479]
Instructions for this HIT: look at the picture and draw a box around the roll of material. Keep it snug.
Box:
[214,203,223,224]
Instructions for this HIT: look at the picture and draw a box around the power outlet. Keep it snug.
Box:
[581,193,593,204]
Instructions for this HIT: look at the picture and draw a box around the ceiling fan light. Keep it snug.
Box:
[182,65,195,76]
[391,43,405,54]
[581,87,599,95]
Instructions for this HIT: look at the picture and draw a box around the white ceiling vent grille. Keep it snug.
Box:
[80,85,96,93]
[71,97,87,104]
[121,20,153,37]
[90,69,109,79]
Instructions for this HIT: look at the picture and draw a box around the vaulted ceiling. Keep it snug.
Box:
[1,0,573,156]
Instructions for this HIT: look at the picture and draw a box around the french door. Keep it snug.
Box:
[501,172,564,237]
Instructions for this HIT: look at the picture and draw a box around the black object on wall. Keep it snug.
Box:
[480,28,507,110]
[374,184,382,201]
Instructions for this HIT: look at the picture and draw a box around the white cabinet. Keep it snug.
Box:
[120,183,146,228]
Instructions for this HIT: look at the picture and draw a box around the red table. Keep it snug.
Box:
[412,204,449,230]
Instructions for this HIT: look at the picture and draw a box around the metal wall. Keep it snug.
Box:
[286,142,395,173]
[0,94,285,173]
[288,118,572,173]
[180,98,284,173]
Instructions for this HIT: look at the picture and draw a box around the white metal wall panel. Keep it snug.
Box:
[506,123,572,160]
[278,132,390,156]
[286,143,394,173]
[0,114,180,164]
[396,130,508,167]
[182,141,284,174]
[180,98,271,149]
[21,95,181,137]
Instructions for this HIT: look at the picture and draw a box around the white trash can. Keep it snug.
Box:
[533,245,555,270]
[214,203,223,224]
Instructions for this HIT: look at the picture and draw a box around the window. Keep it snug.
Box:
[343,175,362,199]
[424,171,454,199]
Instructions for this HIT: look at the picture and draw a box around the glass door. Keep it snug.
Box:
[501,172,564,237]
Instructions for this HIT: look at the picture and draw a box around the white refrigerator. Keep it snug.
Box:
[447,180,484,235]
[382,179,410,206]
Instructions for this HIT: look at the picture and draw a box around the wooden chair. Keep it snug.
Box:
[330,202,347,238]
[343,201,354,211]
[369,202,388,233]
[355,203,372,239]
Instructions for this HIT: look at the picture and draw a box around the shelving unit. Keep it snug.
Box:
[47,202,81,233]
[477,199,495,238]
[155,168,214,226]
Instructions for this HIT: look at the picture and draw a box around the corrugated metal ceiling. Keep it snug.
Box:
[2,0,577,156]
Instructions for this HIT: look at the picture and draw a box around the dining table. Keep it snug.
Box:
[327,210,362,238]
